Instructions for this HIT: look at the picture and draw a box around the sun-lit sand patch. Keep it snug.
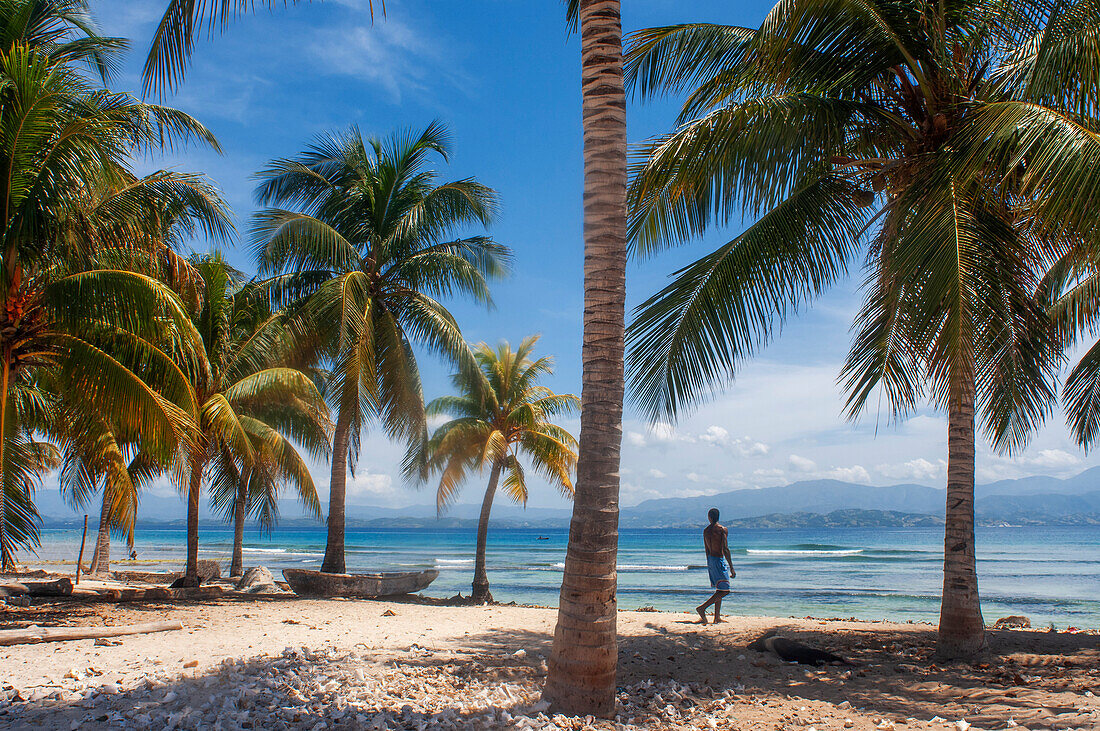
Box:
[2,598,1098,729]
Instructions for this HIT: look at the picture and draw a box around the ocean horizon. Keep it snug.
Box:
[24,525,1099,628]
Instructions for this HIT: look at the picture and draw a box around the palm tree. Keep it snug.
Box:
[0,0,126,83]
[0,374,60,567]
[172,253,330,586]
[252,123,508,575]
[207,277,332,579]
[141,0,632,714]
[0,18,231,567]
[622,0,1100,659]
[421,336,577,603]
[60,419,164,576]
[1045,257,1100,452]
[541,0,630,716]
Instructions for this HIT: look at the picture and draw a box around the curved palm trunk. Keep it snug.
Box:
[230,479,248,578]
[182,455,203,586]
[87,489,112,575]
[543,0,628,717]
[321,404,354,574]
[0,346,11,572]
[0,493,7,571]
[935,372,985,660]
[471,461,503,603]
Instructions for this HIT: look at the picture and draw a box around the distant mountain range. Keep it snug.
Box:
[619,468,1100,528]
[39,466,1100,530]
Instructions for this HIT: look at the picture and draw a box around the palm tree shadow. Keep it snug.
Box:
[4,615,1096,730]
[444,620,1099,728]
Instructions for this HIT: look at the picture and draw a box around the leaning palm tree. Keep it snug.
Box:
[623,0,1100,659]
[421,336,577,603]
[171,253,330,586]
[58,414,145,576]
[252,122,508,575]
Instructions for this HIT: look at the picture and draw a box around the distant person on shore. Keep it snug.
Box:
[697,507,734,624]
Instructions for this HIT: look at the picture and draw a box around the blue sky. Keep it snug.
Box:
[51,0,1098,516]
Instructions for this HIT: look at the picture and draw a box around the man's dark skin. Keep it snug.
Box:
[698,513,734,624]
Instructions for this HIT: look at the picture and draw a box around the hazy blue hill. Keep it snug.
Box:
[623,479,945,525]
[975,490,1100,524]
[722,509,944,529]
[976,466,1100,497]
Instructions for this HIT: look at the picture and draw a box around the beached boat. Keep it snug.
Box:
[282,568,438,598]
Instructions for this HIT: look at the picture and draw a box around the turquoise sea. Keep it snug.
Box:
[29,525,1100,628]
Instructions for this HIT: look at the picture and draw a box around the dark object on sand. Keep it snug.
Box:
[167,559,223,587]
[747,630,856,666]
[994,615,1031,629]
[282,569,439,598]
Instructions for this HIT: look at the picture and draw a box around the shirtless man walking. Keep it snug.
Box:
[697,507,734,624]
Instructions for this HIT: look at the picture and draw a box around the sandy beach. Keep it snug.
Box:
[1,593,1097,730]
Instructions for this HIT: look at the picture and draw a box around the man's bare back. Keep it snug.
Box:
[703,522,728,557]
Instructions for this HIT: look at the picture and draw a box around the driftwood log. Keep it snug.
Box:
[0,620,183,646]
[0,578,74,597]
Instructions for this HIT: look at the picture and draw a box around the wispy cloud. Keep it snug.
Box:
[307,18,442,102]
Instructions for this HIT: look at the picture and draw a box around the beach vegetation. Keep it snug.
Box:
[622,0,1100,660]
[169,252,331,586]
[0,0,231,569]
[251,123,509,575]
[420,335,578,603]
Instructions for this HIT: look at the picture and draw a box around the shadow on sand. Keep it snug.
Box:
[2,610,1097,729]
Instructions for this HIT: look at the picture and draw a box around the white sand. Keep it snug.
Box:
[1,596,1098,729]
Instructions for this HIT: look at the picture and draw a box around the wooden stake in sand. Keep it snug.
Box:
[75,514,88,585]
[0,621,183,647]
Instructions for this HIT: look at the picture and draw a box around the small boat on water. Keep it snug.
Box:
[282,569,438,598]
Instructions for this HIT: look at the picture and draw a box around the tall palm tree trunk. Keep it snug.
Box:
[472,460,503,603]
[543,0,628,717]
[182,455,203,586]
[87,489,112,575]
[0,492,7,571]
[230,479,248,578]
[321,404,354,574]
[935,371,985,660]
[0,346,12,572]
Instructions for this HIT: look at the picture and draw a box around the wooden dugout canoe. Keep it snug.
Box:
[281,568,438,598]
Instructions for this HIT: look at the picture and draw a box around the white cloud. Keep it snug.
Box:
[699,425,770,456]
[788,454,817,472]
[308,19,438,101]
[648,468,667,479]
[625,422,682,448]
[1025,449,1081,470]
[978,447,1084,483]
[685,472,709,483]
[346,471,396,498]
[875,458,946,482]
[698,425,730,446]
